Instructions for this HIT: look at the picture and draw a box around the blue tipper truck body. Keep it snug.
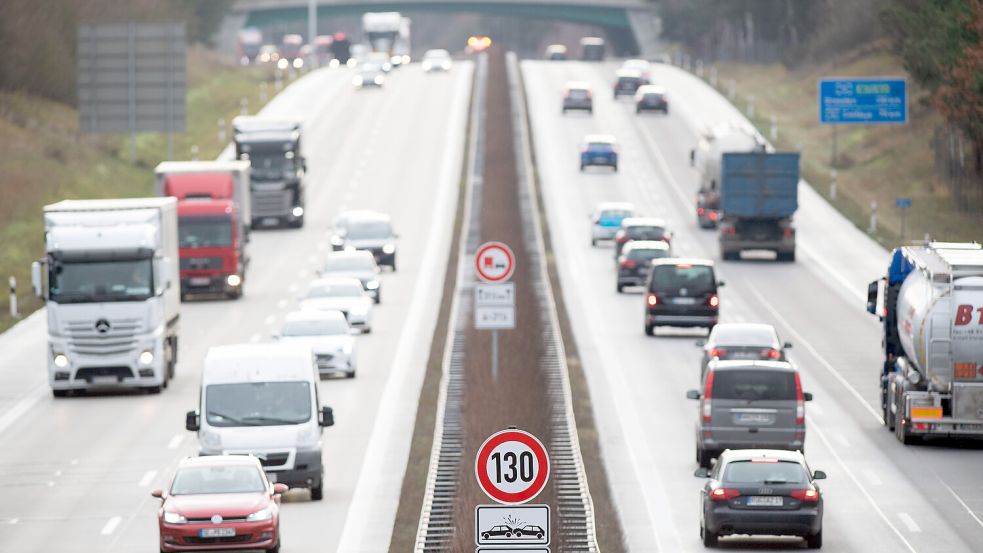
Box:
[718,152,800,261]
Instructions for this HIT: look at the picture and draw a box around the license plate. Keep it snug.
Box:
[736,413,774,425]
[266,471,277,483]
[593,156,608,163]
[672,297,696,305]
[263,217,279,226]
[200,527,236,538]
[91,375,118,385]
[189,277,211,286]
[747,496,783,507]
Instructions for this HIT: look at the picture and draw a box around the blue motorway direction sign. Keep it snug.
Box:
[896,197,912,209]
[819,78,907,124]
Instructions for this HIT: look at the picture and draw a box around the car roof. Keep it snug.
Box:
[707,359,795,372]
[424,49,449,56]
[584,134,616,144]
[621,216,666,227]
[616,68,643,78]
[327,249,376,260]
[719,449,805,463]
[651,257,713,267]
[623,58,650,66]
[284,309,347,324]
[346,212,391,224]
[637,85,666,94]
[310,277,364,289]
[710,322,777,335]
[623,240,671,252]
[596,201,635,212]
[565,81,592,90]
[177,454,262,469]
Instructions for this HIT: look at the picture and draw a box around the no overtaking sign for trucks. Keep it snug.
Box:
[475,242,515,283]
[475,429,550,505]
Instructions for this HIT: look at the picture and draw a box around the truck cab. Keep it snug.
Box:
[233,117,306,229]
[176,200,244,299]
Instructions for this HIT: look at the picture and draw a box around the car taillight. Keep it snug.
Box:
[709,211,719,220]
[762,348,781,360]
[702,371,714,423]
[646,294,658,306]
[795,372,805,425]
[783,227,795,237]
[697,207,705,215]
[620,259,637,269]
[722,227,736,235]
[710,487,740,501]
[709,348,727,358]
[708,294,720,308]
[790,489,820,502]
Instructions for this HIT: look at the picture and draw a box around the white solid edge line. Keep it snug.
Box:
[0,384,47,437]
[746,284,884,425]
[100,516,122,536]
[897,512,922,533]
[942,480,983,530]
[334,63,472,553]
[808,419,918,552]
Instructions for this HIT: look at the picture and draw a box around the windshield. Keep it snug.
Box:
[723,460,807,484]
[325,256,376,272]
[711,325,778,347]
[205,381,312,427]
[170,465,266,495]
[241,144,296,181]
[712,370,797,401]
[649,265,714,293]
[179,216,233,248]
[49,258,154,303]
[346,221,392,240]
[282,318,349,336]
[306,281,364,298]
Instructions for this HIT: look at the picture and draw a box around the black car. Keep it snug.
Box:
[696,323,791,378]
[481,525,514,539]
[330,211,398,271]
[695,449,825,548]
[635,85,669,114]
[617,240,671,293]
[513,525,545,539]
[613,69,644,98]
[614,217,671,258]
[644,259,722,335]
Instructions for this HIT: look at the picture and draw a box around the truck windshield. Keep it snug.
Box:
[179,216,233,248]
[205,381,311,427]
[49,258,154,303]
[241,145,296,181]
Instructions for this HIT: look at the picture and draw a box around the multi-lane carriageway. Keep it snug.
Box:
[0,56,980,553]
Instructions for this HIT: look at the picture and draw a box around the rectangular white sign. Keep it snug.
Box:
[475,504,550,546]
[476,549,550,553]
[475,306,515,330]
[475,283,515,306]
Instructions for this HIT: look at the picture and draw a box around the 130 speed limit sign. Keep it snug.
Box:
[475,429,550,504]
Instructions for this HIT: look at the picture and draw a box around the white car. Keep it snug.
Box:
[353,63,385,88]
[276,310,357,378]
[320,250,382,303]
[422,49,452,72]
[299,278,374,332]
[590,202,636,246]
[620,58,652,83]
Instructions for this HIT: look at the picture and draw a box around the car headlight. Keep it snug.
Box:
[441,61,451,70]
[53,353,69,368]
[329,59,340,68]
[342,342,353,355]
[227,274,242,287]
[382,244,395,254]
[292,206,304,217]
[246,506,274,522]
[422,61,432,71]
[344,246,357,252]
[365,280,380,291]
[374,75,384,85]
[403,55,411,64]
[163,511,187,524]
[293,58,303,69]
[277,58,288,70]
[139,350,154,365]
[347,58,357,68]
[353,76,363,86]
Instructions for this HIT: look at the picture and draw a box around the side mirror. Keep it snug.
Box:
[803,392,813,402]
[695,340,706,347]
[694,467,709,478]
[272,483,289,494]
[319,406,335,427]
[866,280,879,316]
[716,281,725,287]
[783,342,793,349]
[31,261,44,299]
[812,470,827,480]
[151,488,164,499]
[689,148,695,166]
[185,410,200,431]
[686,390,701,400]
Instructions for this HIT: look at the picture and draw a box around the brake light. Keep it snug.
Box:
[783,227,795,237]
[710,487,740,501]
[722,227,736,235]
[697,207,705,215]
[794,372,805,425]
[676,263,692,268]
[709,348,727,358]
[762,348,781,360]
[790,489,820,502]
[750,458,779,463]
[702,371,714,423]
[708,294,720,308]
[709,211,719,221]
[663,234,672,243]
[646,294,658,306]
[620,259,637,269]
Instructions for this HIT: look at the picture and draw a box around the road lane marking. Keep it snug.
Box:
[942,480,983,530]
[0,385,47,437]
[747,284,884,424]
[138,470,157,487]
[9,518,18,525]
[809,402,825,416]
[264,315,276,326]
[167,435,184,449]
[834,433,850,448]
[865,470,883,486]
[100,516,121,536]
[897,512,922,533]
[250,333,261,343]
[276,299,288,309]
[808,419,918,552]
[53,470,62,477]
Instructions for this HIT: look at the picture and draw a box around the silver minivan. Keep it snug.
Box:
[686,360,812,467]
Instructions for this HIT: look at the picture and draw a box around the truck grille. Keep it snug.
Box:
[65,318,140,356]
[180,257,223,270]
[252,190,291,217]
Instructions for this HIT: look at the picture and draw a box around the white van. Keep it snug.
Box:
[185,344,335,500]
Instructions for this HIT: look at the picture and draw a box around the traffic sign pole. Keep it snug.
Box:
[474,243,516,382]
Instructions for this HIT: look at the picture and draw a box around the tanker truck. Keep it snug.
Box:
[866,242,983,443]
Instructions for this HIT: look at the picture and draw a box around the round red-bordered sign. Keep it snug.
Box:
[474,242,516,283]
[474,429,550,504]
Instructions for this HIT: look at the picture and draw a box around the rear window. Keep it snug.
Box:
[712,369,796,401]
[600,209,632,220]
[626,226,666,240]
[649,264,714,293]
[711,326,778,347]
[569,89,589,99]
[722,460,806,484]
[588,142,613,151]
[628,248,669,262]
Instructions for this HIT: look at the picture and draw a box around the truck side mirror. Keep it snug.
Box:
[686,390,701,400]
[803,392,813,402]
[689,148,695,166]
[31,261,44,299]
[185,410,200,431]
[319,406,335,427]
[866,280,879,316]
[812,470,827,480]
[694,467,709,478]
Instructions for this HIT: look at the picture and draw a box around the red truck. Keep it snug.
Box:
[154,161,252,300]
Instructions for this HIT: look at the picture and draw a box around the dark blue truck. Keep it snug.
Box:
[718,152,800,262]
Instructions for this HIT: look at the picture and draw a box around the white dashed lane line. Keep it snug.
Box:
[897,512,922,533]
[100,516,122,536]
[167,435,184,449]
[138,470,157,487]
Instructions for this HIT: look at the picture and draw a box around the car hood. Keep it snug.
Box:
[279,335,352,352]
[299,297,369,313]
[164,492,269,519]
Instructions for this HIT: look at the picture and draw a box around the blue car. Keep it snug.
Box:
[580,135,618,172]
[590,201,636,246]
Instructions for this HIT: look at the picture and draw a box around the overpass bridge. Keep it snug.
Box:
[222,0,661,57]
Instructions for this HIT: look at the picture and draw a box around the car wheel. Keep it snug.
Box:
[52,389,70,398]
[636,106,641,113]
[591,238,597,246]
[777,251,796,262]
[267,535,281,553]
[616,283,624,293]
[291,214,305,228]
[514,531,523,537]
[537,533,544,539]
[722,250,739,261]
[562,108,566,114]
[347,369,356,379]
[482,533,490,540]
[144,385,162,395]
[701,524,718,547]
[363,326,372,334]
[896,413,916,445]
[806,529,822,549]
[644,322,655,336]
[613,164,619,172]
[580,164,585,171]
[310,482,324,501]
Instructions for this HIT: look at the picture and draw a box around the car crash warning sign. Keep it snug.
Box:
[475,242,515,283]
[475,429,550,504]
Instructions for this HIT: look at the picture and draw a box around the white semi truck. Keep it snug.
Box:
[32,198,181,397]
[867,242,983,443]
[362,11,403,58]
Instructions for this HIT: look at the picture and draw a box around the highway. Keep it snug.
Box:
[521,60,983,552]
[0,61,471,552]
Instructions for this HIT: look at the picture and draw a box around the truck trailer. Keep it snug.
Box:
[867,242,983,443]
[31,198,180,396]
[690,123,768,228]
[232,117,306,228]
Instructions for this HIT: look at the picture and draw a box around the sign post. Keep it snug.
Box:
[896,197,912,242]
[475,428,551,552]
[818,77,907,168]
[474,242,516,381]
